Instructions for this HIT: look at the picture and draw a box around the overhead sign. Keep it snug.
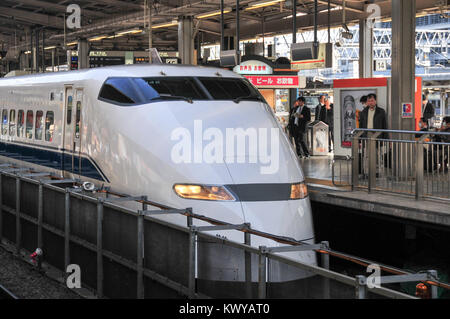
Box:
[245,75,306,88]
[233,60,273,75]
[291,43,332,71]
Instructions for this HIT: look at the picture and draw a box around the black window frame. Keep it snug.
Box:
[97,76,266,107]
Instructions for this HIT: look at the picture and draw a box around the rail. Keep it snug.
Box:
[351,128,450,201]
[0,163,448,299]
[0,283,18,299]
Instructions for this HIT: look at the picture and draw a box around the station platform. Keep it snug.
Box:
[302,155,450,228]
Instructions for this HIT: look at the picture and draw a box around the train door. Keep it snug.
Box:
[63,86,83,177]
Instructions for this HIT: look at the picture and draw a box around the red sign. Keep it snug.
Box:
[245,75,300,88]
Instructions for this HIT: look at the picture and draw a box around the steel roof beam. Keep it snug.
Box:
[0,6,65,29]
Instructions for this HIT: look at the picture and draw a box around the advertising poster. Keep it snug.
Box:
[340,89,377,147]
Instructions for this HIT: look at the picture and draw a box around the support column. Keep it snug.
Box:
[77,39,89,69]
[359,19,373,78]
[391,0,416,131]
[178,16,195,65]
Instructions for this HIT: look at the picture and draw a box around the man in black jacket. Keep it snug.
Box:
[289,96,311,158]
[422,95,435,127]
[315,95,327,122]
[358,93,387,139]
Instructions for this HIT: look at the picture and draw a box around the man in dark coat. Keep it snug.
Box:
[358,93,388,139]
[289,96,311,158]
[315,95,327,122]
[422,95,435,127]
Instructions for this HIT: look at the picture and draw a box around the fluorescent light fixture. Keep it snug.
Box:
[24,51,31,54]
[152,20,178,29]
[44,46,56,50]
[196,8,231,19]
[245,0,284,10]
[66,41,77,46]
[115,28,143,36]
[88,35,108,42]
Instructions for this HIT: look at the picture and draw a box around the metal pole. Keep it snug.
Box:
[236,0,240,63]
[244,223,252,299]
[429,270,438,299]
[37,183,43,270]
[328,0,331,43]
[41,29,45,73]
[352,133,362,189]
[355,275,367,299]
[258,246,266,299]
[292,0,297,44]
[220,0,224,50]
[96,199,104,298]
[0,174,2,243]
[15,177,21,254]
[313,0,318,58]
[148,0,153,63]
[188,227,197,298]
[321,241,330,299]
[137,210,144,299]
[64,189,70,271]
[368,132,381,192]
[415,137,426,200]
[186,207,193,227]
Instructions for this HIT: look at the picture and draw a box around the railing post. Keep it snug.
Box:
[429,270,438,299]
[244,223,252,299]
[415,135,428,200]
[188,226,197,299]
[355,275,367,299]
[321,241,330,299]
[352,131,363,190]
[96,198,104,298]
[258,246,267,299]
[186,207,193,228]
[64,188,71,272]
[15,177,21,255]
[368,132,381,193]
[37,182,44,270]
[0,173,3,244]
[137,210,145,299]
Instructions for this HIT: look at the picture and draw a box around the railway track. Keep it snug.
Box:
[0,284,18,300]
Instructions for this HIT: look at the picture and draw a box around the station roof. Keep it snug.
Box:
[0,0,447,55]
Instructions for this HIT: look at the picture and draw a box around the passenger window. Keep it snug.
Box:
[35,111,44,140]
[1,109,8,136]
[45,111,54,142]
[67,96,73,125]
[9,110,15,136]
[26,110,33,139]
[75,102,81,139]
[17,110,24,137]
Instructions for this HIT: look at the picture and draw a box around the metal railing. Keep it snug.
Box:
[0,163,448,299]
[332,156,352,187]
[352,129,450,201]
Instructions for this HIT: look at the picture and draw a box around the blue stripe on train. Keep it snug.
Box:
[0,141,107,182]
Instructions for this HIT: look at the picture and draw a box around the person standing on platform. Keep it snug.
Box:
[422,94,435,128]
[315,95,327,123]
[357,96,368,129]
[358,93,387,139]
[289,96,311,158]
[324,98,334,152]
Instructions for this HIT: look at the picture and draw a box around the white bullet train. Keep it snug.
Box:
[0,64,316,284]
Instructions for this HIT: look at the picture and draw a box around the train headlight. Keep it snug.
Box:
[290,182,308,200]
[173,184,236,201]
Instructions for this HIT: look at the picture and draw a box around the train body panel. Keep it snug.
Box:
[0,65,316,282]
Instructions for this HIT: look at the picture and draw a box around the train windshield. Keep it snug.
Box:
[99,76,265,106]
